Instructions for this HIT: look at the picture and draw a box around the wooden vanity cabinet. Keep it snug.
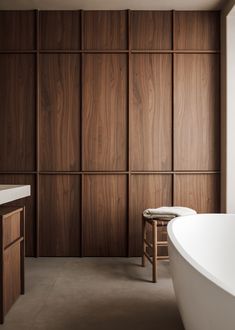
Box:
[0,207,25,323]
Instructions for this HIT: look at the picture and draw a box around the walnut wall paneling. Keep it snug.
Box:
[174,11,220,50]
[83,11,127,49]
[40,54,80,171]
[174,54,220,171]
[0,10,221,257]
[39,175,80,256]
[129,175,172,256]
[131,11,172,49]
[83,54,127,171]
[0,54,35,171]
[174,174,220,213]
[0,11,35,50]
[131,54,172,171]
[82,175,127,256]
[0,175,36,257]
[39,11,80,50]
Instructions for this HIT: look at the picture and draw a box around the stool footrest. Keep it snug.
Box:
[144,251,169,262]
[157,241,168,246]
[157,256,169,260]
[144,239,168,247]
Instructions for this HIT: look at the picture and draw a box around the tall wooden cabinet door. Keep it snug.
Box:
[129,175,172,256]
[40,54,80,171]
[83,11,127,50]
[0,11,35,50]
[0,54,35,171]
[130,54,172,171]
[174,11,220,50]
[0,175,36,257]
[39,175,80,256]
[174,174,220,213]
[174,54,220,171]
[82,175,127,256]
[83,54,127,171]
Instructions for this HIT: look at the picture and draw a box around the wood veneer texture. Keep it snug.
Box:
[174,174,220,213]
[174,11,220,50]
[0,11,35,50]
[131,54,172,171]
[39,175,80,256]
[40,54,80,171]
[174,54,220,171]
[0,10,221,257]
[0,54,35,171]
[83,11,127,49]
[82,175,127,256]
[83,54,127,171]
[131,11,172,49]
[40,11,80,50]
[3,244,21,314]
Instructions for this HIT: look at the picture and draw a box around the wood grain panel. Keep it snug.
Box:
[83,175,127,256]
[83,54,127,171]
[174,54,220,170]
[174,11,220,50]
[0,175,36,257]
[131,54,172,170]
[40,54,80,171]
[0,11,35,50]
[174,174,220,213]
[3,213,21,248]
[83,11,127,49]
[129,175,172,256]
[3,244,21,314]
[0,55,35,171]
[0,10,221,258]
[131,11,172,50]
[39,175,80,256]
[40,11,80,50]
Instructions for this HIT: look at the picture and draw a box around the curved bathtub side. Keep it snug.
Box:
[168,239,235,330]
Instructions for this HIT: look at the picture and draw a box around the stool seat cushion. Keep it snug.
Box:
[143,206,197,219]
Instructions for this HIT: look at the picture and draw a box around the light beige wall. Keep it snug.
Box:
[221,0,235,212]
[221,11,226,212]
[0,0,225,10]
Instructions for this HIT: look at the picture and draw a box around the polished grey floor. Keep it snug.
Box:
[1,258,184,330]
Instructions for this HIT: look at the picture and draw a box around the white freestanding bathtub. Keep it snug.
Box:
[167,214,235,330]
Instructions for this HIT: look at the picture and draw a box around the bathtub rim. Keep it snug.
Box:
[167,213,235,298]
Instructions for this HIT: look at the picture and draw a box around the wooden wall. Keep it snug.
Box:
[0,10,220,257]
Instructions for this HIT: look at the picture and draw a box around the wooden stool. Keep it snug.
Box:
[142,216,174,283]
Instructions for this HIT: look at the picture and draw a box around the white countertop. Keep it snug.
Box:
[0,185,31,205]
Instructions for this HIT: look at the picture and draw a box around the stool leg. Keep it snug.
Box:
[152,221,157,283]
[142,217,147,267]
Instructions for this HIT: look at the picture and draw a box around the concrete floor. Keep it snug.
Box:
[2,258,184,330]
